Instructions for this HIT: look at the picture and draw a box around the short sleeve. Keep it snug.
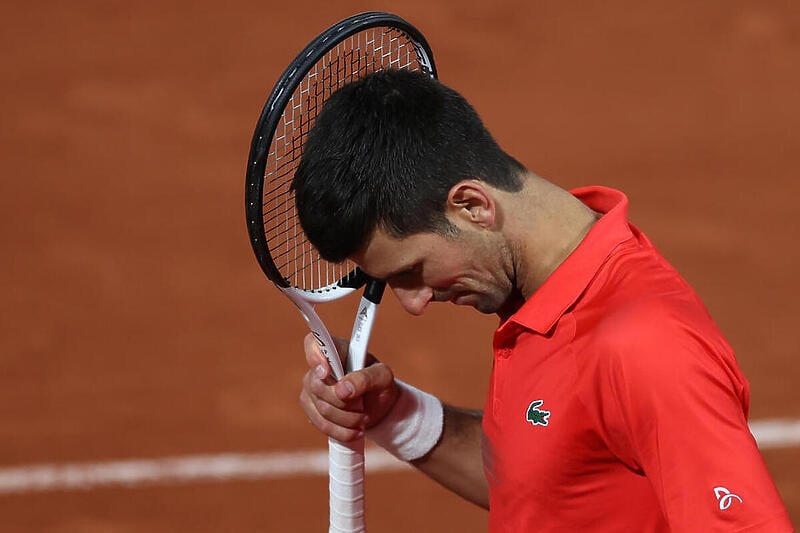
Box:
[598,308,792,531]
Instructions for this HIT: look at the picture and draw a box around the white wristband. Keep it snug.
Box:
[366,380,444,462]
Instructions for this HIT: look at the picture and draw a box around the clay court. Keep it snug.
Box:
[2,1,798,531]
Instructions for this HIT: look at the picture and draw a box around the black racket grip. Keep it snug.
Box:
[364,279,386,304]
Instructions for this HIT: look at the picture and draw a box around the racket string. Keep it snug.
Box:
[261,26,429,291]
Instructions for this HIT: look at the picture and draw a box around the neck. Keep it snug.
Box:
[507,176,600,300]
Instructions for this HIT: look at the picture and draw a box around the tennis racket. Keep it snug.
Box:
[244,12,437,533]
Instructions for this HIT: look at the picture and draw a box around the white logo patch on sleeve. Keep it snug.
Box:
[713,486,743,510]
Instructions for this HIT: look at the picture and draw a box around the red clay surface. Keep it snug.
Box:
[2,1,798,531]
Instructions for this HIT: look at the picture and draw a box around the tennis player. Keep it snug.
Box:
[294,69,793,531]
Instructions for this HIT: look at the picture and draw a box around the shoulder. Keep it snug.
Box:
[577,230,732,367]
[575,264,743,401]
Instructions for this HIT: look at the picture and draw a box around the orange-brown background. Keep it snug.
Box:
[1,1,798,531]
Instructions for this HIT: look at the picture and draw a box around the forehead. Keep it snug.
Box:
[351,229,444,279]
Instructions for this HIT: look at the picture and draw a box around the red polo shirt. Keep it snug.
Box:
[482,187,792,531]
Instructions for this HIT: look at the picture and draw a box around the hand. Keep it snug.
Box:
[299,332,399,442]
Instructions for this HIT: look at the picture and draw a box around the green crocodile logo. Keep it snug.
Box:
[526,400,551,426]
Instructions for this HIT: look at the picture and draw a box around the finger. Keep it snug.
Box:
[299,385,365,427]
[334,362,395,401]
[303,362,374,413]
[304,333,380,378]
[303,333,340,385]
[312,416,364,442]
[299,388,365,442]
[304,367,350,410]
[312,393,366,428]
[304,332,328,368]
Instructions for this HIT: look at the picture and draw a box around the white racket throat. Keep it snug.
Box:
[279,285,378,380]
[278,285,380,533]
[347,298,379,372]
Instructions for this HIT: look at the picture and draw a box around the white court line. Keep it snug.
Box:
[0,419,797,495]
[0,447,408,495]
[749,418,800,448]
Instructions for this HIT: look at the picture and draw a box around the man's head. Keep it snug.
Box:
[292,69,525,263]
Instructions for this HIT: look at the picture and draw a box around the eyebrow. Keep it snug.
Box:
[358,262,415,282]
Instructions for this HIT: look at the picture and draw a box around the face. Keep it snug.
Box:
[352,226,515,316]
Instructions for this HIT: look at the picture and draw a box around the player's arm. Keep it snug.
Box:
[300,333,489,509]
[411,404,488,509]
[600,316,793,531]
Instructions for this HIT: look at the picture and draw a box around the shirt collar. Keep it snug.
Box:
[497,186,634,337]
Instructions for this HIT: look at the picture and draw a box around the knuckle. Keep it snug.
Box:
[360,364,388,391]
[373,362,393,381]
[315,418,354,441]
[299,390,316,413]
[314,417,336,437]
[339,429,361,442]
[349,371,369,391]
[316,400,335,419]
[331,425,360,442]
[308,374,334,399]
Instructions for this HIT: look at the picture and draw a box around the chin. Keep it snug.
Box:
[471,299,503,315]
[453,291,507,315]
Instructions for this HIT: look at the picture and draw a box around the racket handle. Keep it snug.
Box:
[328,436,366,533]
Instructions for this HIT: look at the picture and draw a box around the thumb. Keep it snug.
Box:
[333,362,394,401]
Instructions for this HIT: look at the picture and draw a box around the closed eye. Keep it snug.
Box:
[387,264,421,285]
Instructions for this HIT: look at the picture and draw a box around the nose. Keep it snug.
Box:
[391,285,433,316]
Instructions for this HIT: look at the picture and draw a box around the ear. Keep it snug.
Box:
[446,180,497,229]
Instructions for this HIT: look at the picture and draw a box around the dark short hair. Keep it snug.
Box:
[292,69,525,262]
